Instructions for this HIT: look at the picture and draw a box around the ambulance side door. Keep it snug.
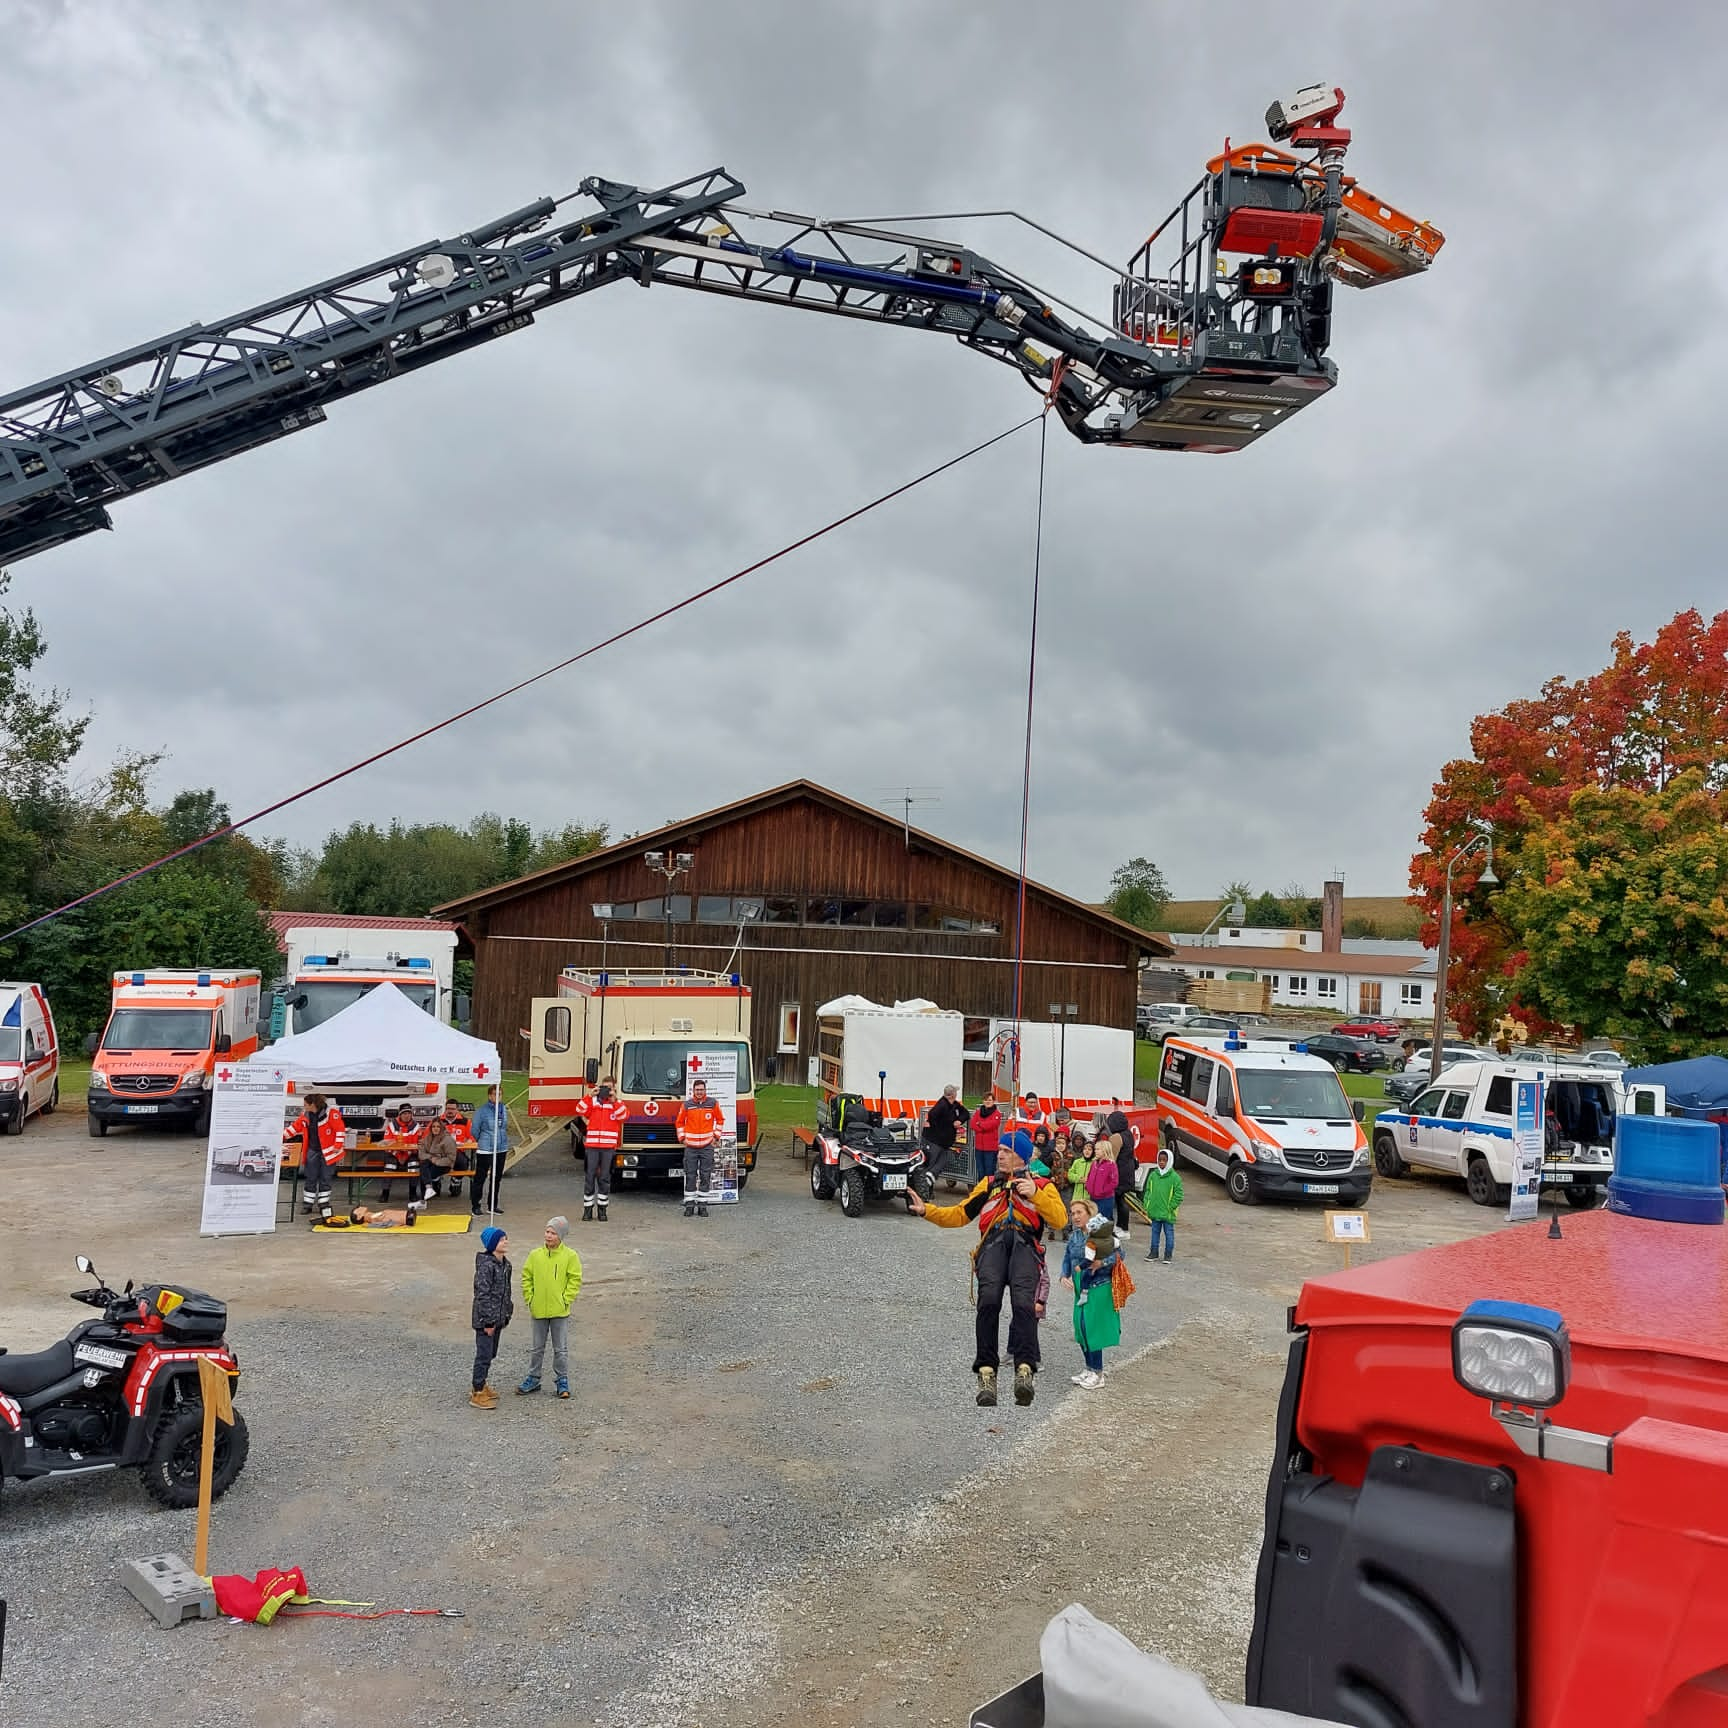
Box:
[1184,1056,1225,1176]
[527,998,586,1117]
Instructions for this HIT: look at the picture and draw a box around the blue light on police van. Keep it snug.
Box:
[1292,1041,1309,1054]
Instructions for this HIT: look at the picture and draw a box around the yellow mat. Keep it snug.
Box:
[312,1214,473,1235]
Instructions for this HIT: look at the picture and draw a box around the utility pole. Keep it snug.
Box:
[1050,1002,1079,1104]
[1430,831,1496,1084]
[644,850,695,972]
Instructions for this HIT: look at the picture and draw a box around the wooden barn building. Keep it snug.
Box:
[436,779,1169,1080]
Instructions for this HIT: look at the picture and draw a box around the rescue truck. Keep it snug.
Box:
[87,970,260,1137]
[1156,1032,1371,1206]
[527,969,757,1188]
[273,932,459,1129]
[0,981,59,1135]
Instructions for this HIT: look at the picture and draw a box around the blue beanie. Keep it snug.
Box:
[480,1226,505,1254]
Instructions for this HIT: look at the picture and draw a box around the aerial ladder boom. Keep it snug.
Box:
[0,86,1441,566]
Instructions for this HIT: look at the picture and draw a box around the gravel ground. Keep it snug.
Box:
[0,1121,1502,1727]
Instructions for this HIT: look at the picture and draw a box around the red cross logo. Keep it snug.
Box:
[218,1068,233,1083]
[688,1055,704,1072]
[474,1062,490,1079]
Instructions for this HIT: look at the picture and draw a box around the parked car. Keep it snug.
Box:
[1384,1055,1484,1105]
[1152,1014,1245,1047]
[1400,1043,1489,1074]
[1301,1033,1390,1074]
[1583,1049,1628,1072]
[1330,1019,1404,1043]
[1373,1059,1620,1207]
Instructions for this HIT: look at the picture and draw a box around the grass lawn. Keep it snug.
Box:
[754,1083,819,1134]
[1339,1069,1388,1129]
[56,1056,91,1112]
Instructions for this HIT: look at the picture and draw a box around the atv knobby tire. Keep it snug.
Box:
[838,1168,866,1218]
[142,1400,250,1510]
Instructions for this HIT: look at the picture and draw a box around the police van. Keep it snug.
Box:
[1371,1058,1630,1207]
[1156,1033,1370,1206]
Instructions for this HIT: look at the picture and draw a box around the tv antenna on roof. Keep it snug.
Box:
[877,786,941,849]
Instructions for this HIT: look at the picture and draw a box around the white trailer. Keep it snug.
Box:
[815,998,964,1125]
[990,1019,1135,1117]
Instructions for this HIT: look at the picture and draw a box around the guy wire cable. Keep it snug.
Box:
[1010,411,1050,1048]
[0,414,1040,947]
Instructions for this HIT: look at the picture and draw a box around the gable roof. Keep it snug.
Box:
[433,778,1171,957]
[265,911,457,954]
[1161,943,1429,978]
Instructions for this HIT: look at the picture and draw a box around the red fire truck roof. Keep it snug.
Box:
[1297,1212,1728,1367]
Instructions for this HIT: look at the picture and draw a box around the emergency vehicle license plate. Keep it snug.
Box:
[124,1105,160,1115]
[881,1174,907,1191]
[1303,1182,1341,1195]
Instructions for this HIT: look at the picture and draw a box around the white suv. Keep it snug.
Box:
[1372,1060,1620,1207]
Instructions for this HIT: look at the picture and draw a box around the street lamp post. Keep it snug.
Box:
[643,850,695,971]
[1430,831,1497,1085]
[1049,1002,1079,1104]
[591,904,613,1090]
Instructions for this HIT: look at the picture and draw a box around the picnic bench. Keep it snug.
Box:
[278,1138,477,1221]
[790,1126,817,1164]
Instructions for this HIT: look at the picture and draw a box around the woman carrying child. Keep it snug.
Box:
[1060,1206,1125,1390]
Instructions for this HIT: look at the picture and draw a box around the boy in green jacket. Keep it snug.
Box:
[518,1215,583,1399]
[1143,1148,1183,1262]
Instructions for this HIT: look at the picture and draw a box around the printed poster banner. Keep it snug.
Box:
[685,1049,740,1204]
[1509,1075,1545,1223]
[200,1060,291,1236]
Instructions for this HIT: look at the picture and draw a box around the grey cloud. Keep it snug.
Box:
[6,0,1726,912]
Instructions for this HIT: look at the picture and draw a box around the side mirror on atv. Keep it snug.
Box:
[75,1254,95,1276]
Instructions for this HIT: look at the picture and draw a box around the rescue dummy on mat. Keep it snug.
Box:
[908,1142,1067,1409]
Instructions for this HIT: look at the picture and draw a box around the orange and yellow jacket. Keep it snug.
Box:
[923,1173,1068,1238]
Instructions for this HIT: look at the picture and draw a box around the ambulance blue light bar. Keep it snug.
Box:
[402,957,432,968]
[197,972,211,987]
[132,972,145,985]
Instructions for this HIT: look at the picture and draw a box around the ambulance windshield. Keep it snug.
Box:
[104,1008,214,1051]
[619,1040,752,1097]
[1237,1070,1352,1120]
[295,980,437,1031]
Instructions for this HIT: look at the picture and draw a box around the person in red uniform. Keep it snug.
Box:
[573,1081,629,1222]
[378,1102,422,1204]
[971,1099,1003,1180]
[1009,1092,1048,1140]
[675,1079,725,1221]
[290,1092,346,1213]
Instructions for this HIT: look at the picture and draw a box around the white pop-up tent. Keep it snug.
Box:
[265,981,502,1085]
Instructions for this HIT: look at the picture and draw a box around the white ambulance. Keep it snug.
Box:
[0,982,59,1135]
[1156,1033,1371,1206]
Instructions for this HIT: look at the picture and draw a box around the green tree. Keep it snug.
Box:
[1244,890,1289,928]
[1279,881,1321,928]
[1496,773,1728,1061]
[1106,857,1172,932]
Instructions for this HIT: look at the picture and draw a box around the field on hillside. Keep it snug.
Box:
[1160,895,1420,937]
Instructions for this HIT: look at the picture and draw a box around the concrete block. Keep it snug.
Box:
[120,1554,218,1628]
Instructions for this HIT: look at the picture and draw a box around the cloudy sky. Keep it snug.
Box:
[5,2,1723,906]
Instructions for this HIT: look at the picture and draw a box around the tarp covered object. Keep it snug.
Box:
[1623,1055,1728,1113]
[265,982,502,1086]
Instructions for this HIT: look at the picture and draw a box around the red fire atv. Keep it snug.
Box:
[1247,1208,1728,1727]
[0,1254,247,1509]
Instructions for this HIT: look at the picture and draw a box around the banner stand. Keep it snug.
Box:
[199,1062,291,1238]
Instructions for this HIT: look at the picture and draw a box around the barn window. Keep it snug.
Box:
[697,895,735,923]
[761,896,800,924]
[778,1003,800,1053]
[543,1005,571,1054]
[872,901,909,929]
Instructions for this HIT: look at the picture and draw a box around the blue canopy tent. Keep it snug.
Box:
[1623,1056,1728,1113]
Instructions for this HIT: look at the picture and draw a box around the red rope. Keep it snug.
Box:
[0,416,1039,948]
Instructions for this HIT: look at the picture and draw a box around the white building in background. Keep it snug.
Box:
[1156,881,1438,1020]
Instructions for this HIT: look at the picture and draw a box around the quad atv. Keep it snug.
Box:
[809,1095,933,1218]
[0,1254,247,1509]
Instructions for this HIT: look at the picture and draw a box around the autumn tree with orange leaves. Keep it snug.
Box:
[1410,608,1728,1054]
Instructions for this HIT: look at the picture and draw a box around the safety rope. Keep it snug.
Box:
[1009,407,1052,1058]
[0,416,1040,948]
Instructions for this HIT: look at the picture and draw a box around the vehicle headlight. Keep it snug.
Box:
[89,1071,109,1091]
[1452,1299,1570,1408]
[0,1079,16,1095]
[180,1071,208,1091]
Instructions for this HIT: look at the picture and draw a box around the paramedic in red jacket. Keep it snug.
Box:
[574,1081,629,1222]
[292,1092,346,1212]
[675,1080,725,1221]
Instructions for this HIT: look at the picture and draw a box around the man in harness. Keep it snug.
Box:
[909,1142,1068,1408]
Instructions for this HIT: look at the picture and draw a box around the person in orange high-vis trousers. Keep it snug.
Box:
[675,1080,725,1221]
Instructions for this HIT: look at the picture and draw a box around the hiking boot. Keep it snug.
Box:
[597,1206,609,1224]
[697,1203,709,1218]
[582,1204,594,1222]
[975,1367,998,1407]
[470,1387,498,1409]
[1014,1363,1036,1406]
[683,1201,696,1218]
[556,1378,571,1400]
[516,1377,541,1396]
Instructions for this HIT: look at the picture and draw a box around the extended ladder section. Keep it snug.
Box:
[0,86,1441,563]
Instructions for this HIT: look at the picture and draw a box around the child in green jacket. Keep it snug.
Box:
[518,1216,583,1399]
[1143,1149,1183,1262]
